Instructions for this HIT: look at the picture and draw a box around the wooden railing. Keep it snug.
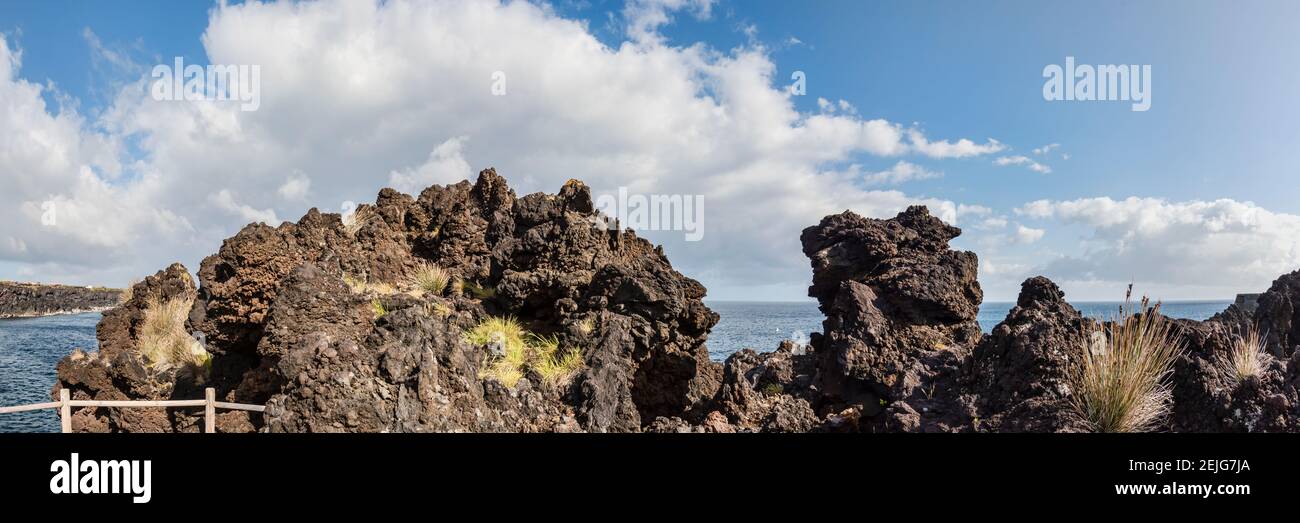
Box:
[0,388,264,433]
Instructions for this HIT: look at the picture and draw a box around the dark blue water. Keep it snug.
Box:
[709,300,1232,361]
[0,312,100,433]
[976,301,1231,333]
[707,301,823,361]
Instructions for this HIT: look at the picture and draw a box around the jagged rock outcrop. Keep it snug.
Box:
[704,207,984,432]
[964,277,1092,432]
[52,264,212,432]
[54,169,720,432]
[1253,270,1300,358]
[1168,273,1300,432]
[800,207,981,408]
[48,177,1300,432]
[710,205,1300,433]
[802,207,982,431]
[0,281,121,318]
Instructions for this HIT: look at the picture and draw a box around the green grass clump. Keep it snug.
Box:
[1069,292,1184,433]
[531,334,585,386]
[463,280,496,300]
[463,317,584,388]
[137,294,210,378]
[425,302,453,317]
[410,262,451,296]
[370,298,388,319]
[466,316,529,387]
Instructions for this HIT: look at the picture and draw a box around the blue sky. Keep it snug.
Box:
[2,0,1298,302]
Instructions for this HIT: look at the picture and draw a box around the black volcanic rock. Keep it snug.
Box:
[54,169,720,432]
[0,281,121,318]
[965,277,1092,432]
[705,206,984,432]
[52,264,209,432]
[800,206,982,430]
[1253,269,1300,358]
[46,180,1300,433]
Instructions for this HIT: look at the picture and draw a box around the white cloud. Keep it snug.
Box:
[1013,224,1045,244]
[388,136,473,195]
[862,161,941,186]
[210,189,279,225]
[623,0,714,43]
[0,34,194,283]
[1016,197,1300,298]
[1032,143,1059,155]
[994,155,1051,174]
[906,129,1005,159]
[278,171,312,201]
[0,0,1013,299]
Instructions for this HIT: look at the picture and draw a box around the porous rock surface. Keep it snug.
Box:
[50,176,1300,432]
[54,170,718,432]
[709,207,1300,432]
[0,281,121,318]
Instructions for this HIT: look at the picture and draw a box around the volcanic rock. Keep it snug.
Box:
[54,169,720,432]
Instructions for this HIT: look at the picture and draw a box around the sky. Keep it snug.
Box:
[1,0,1298,302]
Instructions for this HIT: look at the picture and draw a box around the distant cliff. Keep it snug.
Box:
[0,282,122,319]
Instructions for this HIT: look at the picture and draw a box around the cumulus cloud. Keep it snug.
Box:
[1013,224,1045,244]
[623,0,714,43]
[388,137,473,195]
[278,170,312,201]
[994,155,1051,174]
[210,189,279,225]
[0,34,194,283]
[862,161,941,186]
[0,0,1018,299]
[906,129,1005,159]
[1017,197,1300,298]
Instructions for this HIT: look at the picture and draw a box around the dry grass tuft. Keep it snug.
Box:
[343,205,376,237]
[137,294,211,378]
[424,301,454,318]
[344,274,398,296]
[576,317,594,336]
[1218,326,1269,388]
[410,262,451,296]
[1069,290,1184,433]
[118,279,140,305]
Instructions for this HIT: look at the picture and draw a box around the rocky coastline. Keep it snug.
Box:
[0,282,122,319]
[50,169,1300,432]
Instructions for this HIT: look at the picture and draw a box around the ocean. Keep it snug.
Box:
[0,301,1233,432]
[0,312,100,433]
[706,300,1231,361]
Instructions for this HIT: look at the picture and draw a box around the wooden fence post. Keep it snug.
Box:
[204,387,216,434]
[59,388,71,433]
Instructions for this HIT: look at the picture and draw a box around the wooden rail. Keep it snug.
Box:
[0,388,264,433]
